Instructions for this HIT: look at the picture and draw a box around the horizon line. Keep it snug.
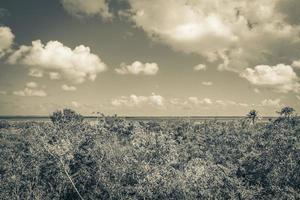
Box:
[0,115,281,118]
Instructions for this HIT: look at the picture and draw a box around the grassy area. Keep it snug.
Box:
[0,109,300,199]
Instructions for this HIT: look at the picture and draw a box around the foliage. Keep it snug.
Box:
[277,106,296,118]
[50,108,84,128]
[0,108,300,199]
[246,110,259,124]
[0,120,10,129]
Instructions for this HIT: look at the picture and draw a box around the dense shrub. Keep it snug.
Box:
[0,110,299,199]
[0,120,10,129]
[50,109,83,127]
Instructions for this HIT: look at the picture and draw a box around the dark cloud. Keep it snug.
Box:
[277,0,300,25]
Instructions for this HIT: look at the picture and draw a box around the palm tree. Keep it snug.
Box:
[247,109,258,124]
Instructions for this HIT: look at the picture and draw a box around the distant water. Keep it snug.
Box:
[0,116,51,121]
[0,116,277,122]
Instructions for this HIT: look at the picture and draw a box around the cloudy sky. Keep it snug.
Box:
[0,0,300,116]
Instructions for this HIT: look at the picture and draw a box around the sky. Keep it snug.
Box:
[0,0,300,116]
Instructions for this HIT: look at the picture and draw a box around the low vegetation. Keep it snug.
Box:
[0,108,299,199]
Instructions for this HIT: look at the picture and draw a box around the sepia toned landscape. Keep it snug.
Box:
[0,108,299,199]
[1,0,300,199]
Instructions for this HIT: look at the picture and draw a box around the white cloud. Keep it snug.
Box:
[112,95,146,107]
[170,97,213,109]
[61,84,77,91]
[149,93,164,106]
[115,61,159,75]
[126,0,238,58]
[169,98,182,106]
[202,81,213,86]
[8,40,107,83]
[216,100,249,107]
[49,72,61,80]
[188,97,212,105]
[169,97,250,109]
[26,81,38,88]
[292,60,300,68]
[111,95,252,111]
[13,88,47,97]
[71,101,81,108]
[0,26,14,57]
[216,100,227,106]
[241,64,300,93]
[254,88,260,93]
[61,0,112,19]
[112,93,164,107]
[261,98,281,106]
[124,0,300,72]
[203,98,212,105]
[170,97,213,108]
[193,64,206,71]
[28,69,43,78]
[13,82,47,97]
[239,103,250,107]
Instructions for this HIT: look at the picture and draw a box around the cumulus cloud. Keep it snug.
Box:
[13,88,47,97]
[126,0,237,58]
[261,98,281,106]
[61,84,77,91]
[292,60,300,68]
[8,40,107,83]
[26,81,38,88]
[149,93,164,106]
[49,72,61,80]
[111,95,252,111]
[202,81,213,86]
[0,26,14,57]
[28,69,43,78]
[115,61,159,75]
[188,97,212,105]
[254,88,260,93]
[71,101,81,108]
[170,97,213,109]
[216,100,249,107]
[168,97,250,111]
[112,93,164,107]
[193,64,206,71]
[241,64,300,93]
[123,0,300,73]
[61,0,112,19]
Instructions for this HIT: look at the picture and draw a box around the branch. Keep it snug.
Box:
[58,158,85,200]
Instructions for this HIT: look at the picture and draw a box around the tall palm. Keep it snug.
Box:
[247,110,258,124]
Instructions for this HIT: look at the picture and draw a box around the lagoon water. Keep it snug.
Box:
[0,116,277,122]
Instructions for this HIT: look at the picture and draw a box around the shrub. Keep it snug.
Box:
[0,120,10,129]
[50,108,84,127]
[1,109,299,199]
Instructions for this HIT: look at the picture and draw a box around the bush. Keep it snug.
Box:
[0,109,299,199]
[50,108,84,127]
[0,120,10,129]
